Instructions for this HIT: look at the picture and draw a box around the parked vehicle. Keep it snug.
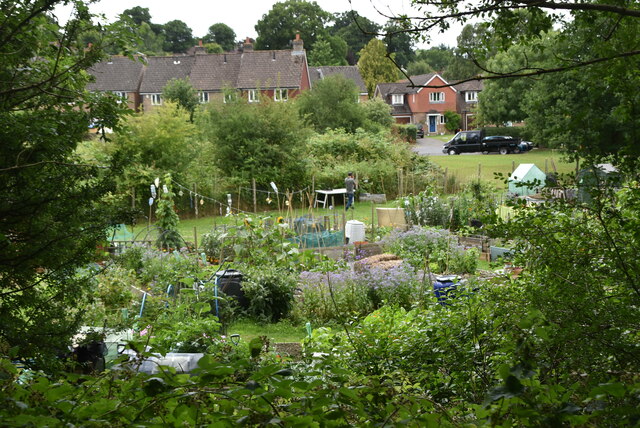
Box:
[442,130,532,155]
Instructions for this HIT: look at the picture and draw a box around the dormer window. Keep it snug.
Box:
[465,91,478,102]
[391,94,404,105]
[429,92,445,103]
[173,60,181,65]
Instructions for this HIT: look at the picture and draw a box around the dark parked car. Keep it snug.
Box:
[443,130,532,155]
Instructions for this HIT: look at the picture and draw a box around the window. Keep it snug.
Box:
[150,94,162,106]
[248,89,259,103]
[391,94,404,105]
[199,92,209,103]
[440,115,446,124]
[429,92,444,103]
[112,91,126,103]
[223,92,237,103]
[465,91,478,102]
[274,88,288,102]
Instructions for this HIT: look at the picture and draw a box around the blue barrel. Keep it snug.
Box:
[433,275,459,305]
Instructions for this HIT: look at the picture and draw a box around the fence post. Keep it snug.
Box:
[443,167,448,192]
[545,159,548,174]
[477,163,482,180]
[512,161,515,173]
[252,178,257,213]
[193,226,198,251]
[371,201,375,240]
[194,183,198,219]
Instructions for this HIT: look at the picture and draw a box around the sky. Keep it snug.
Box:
[53,0,463,48]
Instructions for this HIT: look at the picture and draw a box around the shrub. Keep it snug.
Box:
[240,265,298,323]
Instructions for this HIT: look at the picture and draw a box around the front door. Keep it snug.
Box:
[428,115,437,133]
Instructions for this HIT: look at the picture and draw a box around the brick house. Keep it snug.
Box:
[453,79,483,130]
[308,66,368,102]
[87,36,310,111]
[374,73,460,134]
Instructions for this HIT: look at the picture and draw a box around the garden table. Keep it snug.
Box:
[314,188,347,208]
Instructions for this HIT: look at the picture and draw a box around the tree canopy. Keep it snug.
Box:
[204,23,236,51]
[254,0,331,51]
[0,0,131,366]
[358,38,400,96]
[162,19,194,53]
[330,11,381,65]
[296,74,364,132]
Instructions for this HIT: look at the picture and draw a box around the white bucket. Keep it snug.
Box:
[345,220,365,243]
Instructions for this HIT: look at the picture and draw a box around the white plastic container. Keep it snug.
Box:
[345,220,365,243]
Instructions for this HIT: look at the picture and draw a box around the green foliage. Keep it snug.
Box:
[254,0,331,51]
[443,110,461,133]
[199,99,309,191]
[241,265,298,323]
[296,74,364,132]
[330,11,380,65]
[161,19,194,53]
[203,23,236,51]
[154,174,182,250]
[112,104,197,208]
[0,0,132,366]
[383,21,416,68]
[308,34,348,66]
[305,129,414,196]
[393,123,417,143]
[162,78,199,122]
[382,226,478,274]
[361,97,394,131]
[357,38,400,96]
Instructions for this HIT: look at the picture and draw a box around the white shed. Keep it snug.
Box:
[508,163,546,196]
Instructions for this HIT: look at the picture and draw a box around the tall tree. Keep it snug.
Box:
[0,0,131,367]
[309,34,348,66]
[296,74,365,132]
[358,38,400,96]
[162,78,200,122]
[203,23,236,51]
[331,11,381,65]
[254,0,331,51]
[122,6,151,26]
[162,19,194,53]
[383,21,415,69]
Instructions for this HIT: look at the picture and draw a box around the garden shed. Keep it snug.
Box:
[508,163,546,196]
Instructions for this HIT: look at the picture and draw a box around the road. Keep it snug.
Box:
[412,136,447,156]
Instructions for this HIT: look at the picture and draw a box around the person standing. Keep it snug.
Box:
[344,172,357,210]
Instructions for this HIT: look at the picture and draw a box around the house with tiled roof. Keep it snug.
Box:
[309,66,368,101]
[86,56,144,110]
[452,79,483,130]
[87,36,310,111]
[374,73,459,135]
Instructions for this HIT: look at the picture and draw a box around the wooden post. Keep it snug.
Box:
[194,183,198,219]
[398,168,404,197]
[477,163,482,180]
[371,201,375,240]
[551,159,557,173]
[252,178,257,213]
[545,159,548,174]
[131,187,136,209]
[312,175,315,196]
[342,211,346,245]
[512,161,515,173]
[193,226,198,251]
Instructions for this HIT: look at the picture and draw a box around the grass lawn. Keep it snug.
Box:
[228,319,308,343]
[430,148,575,189]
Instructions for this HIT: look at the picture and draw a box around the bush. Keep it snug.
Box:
[392,123,417,142]
[381,226,478,274]
[293,264,421,323]
[240,265,298,323]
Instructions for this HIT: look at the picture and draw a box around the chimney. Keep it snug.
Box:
[194,39,206,54]
[292,33,303,55]
[243,37,253,52]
